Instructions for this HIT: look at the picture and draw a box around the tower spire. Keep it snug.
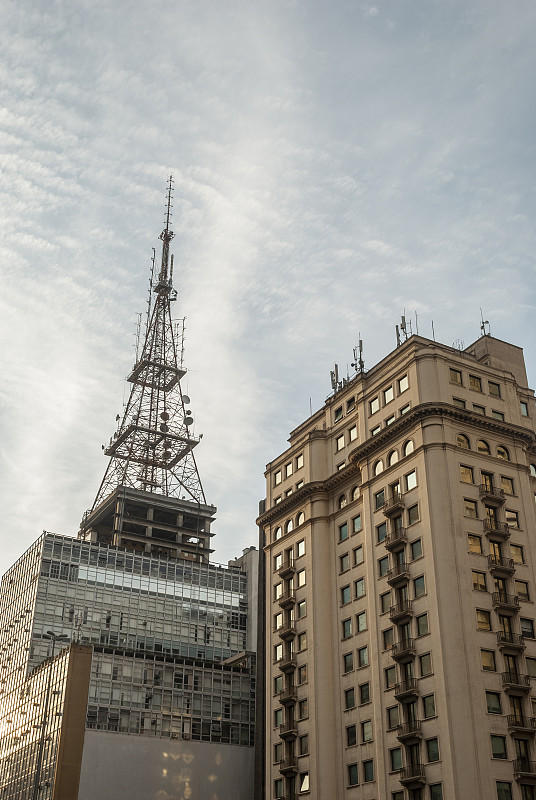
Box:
[90,178,206,510]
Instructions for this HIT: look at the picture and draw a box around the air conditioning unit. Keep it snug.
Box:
[182,733,190,740]
[170,732,179,739]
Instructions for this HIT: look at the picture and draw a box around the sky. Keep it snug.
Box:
[1,0,535,573]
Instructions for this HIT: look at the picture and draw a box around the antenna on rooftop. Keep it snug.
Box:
[330,364,340,392]
[351,337,365,374]
[480,308,490,337]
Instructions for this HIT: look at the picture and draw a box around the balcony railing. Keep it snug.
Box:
[279,687,297,705]
[497,631,525,649]
[507,714,536,732]
[389,601,413,623]
[502,672,531,691]
[383,493,405,516]
[483,520,510,539]
[279,756,298,775]
[279,721,297,739]
[396,720,422,741]
[394,678,419,700]
[278,559,296,578]
[391,638,416,661]
[488,555,515,573]
[492,592,520,610]
[387,562,410,586]
[513,758,536,776]
[479,484,505,504]
[399,763,425,785]
[385,528,408,551]
[277,656,297,673]
[278,591,296,608]
[278,621,297,640]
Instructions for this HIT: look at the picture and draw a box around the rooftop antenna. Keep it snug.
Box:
[395,325,401,347]
[400,313,408,342]
[480,308,490,337]
[350,337,365,373]
[415,311,419,335]
[431,320,436,341]
[330,363,340,392]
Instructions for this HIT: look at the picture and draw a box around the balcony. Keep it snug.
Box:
[396,720,422,743]
[278,591,296,609]
[513,759,536,780]
[387,563,410,588]
[279,687,297,706]
[492,592,520,612]
[383,493,405,517]
[502,672,531,693]
[399,763,426,787]
[278,621,297,641]
[391,638,416,663]
[394,678,419,702]
[479,484,505,505]
[385,528,408,551]
[279,756,298,775]
[488,555,515,576]
[278,559,295,579]
[507,715,536,735]
[483,520,510,540]
[279,721,297,740]
[497,631,525,652]
[277,656,297,674]
[390,601,413,624]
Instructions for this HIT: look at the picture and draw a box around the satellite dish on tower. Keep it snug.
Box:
[160,412,169,421]
[183,395,191,405]
[185,416,194,426]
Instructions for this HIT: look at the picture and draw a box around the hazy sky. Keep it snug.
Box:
[1,0,535,573]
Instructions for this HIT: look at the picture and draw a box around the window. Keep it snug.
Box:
[486,691,502,714]
[468,534,483,554]
[477,610,492,630]
[416,613,429,636]
[363,759,374,782]
[521,618,535,639]
[378,556,389,577]
[274,643,283,661]
[390,747,402,772]
[359,682,370,704]
[361,720,372,742]
[526,658,536,678]
[404,439,415,456]
[460,465,474,484]
[408,504,419,525]
[410,539,423,560]
[297,632,307,651]
[274,470,282,485]
[274,675,283,694]
[383,627,394,650]
[464,499,478,518]
[297,538,305,557]
[297,512,305,527]
[374,489,385,510]
[274,778,284,798]
[477,439,491,454]
[506,509,520,528]
[285,519,294,533]
[274,582,282,600]
[497,446,510,461]
[371,424,380,436]
[352,515,362,538]
[336,434,345,451]
[274,612,283,630]
[370,397,380,415]
[299,771,309,793]
[516,581,530,602]
[388,450,399,466]
[297,569,306,587]
[355,577,365,598]
[481,649,496,670]
[339,522,349,541]
[426,737,440,762]
[511,544,525,564]
[470,375,482,392]
[274,742,283,762]
[384,385,394,404]
[521,401,529,417]
[398,374,409,393]
[457,433,470,449]
[385,665,396,688]
[352,485,361,501]
[274,553,283,571]
[496,783,513,800]
[453,397,466,409]
[349,424,357,441]
[285,462,293,477]
[377,522,387,543]
[357,645,368,667]
[347,763,359,787]
[341,585,351,604]
[492,410,505,421]
[274,526,282,541]
[343,652,354,673]
[472,571,487,592]
[298,699,308,719]
[297,665,308,684]
[414,575,426,598]
[345,688,355,709]
[340,553,349,573]
[380,592,391,613]
[274,708,283,727]
[385,414,396,427]
[296,453,304,469]
[353,545,363,566]
[406,469,417,490]
[297,599,307,619]
[489,381,501,398]
[296,479,304,489]
[334,406,343,422]
[530,464,536,478]
[423,693,436,719]
[296,734,309,757]
[387,706,400,731]
[473,404,485,415]
[346,724,357,747]
[450,368,463,385]
[356,611,367,632]
[342,618,352,639]
[374,459,384,476]
[491,735,507,759]
[419,652,432,676]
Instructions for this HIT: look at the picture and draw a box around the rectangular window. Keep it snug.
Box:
[356,611,367,632]
[297,599,307,619]
[370,397,380,415]
[297,539,305,557]
[414,575,425,598]
[470,374,482,392]
[511,544,525,564]
[390,747,402,772]
[274,612,283,630]
[400,403,411,415]
[377,522,387,543]
[385,413,396,426]
[410,539,423,560]
[496,783,513,800]
[274,582,282,600]
[274,675,283,694]
[472,570,487,592]
[361,720,372,742]
[349,425,357,441]
[352,514,362,534]
[398,374,409,393]
[359,682,370,704]
[378,556,389,577]
[383,627,394,650]
[460,465,474,484]
[464,499,478,518]
[299,734,309,756]
[516,580,530,602]
[387,705,399,729]
[347,763,359,787]
[274,470,282,486]
[296,479,304,489]
[339,522,349,541]
[450,368,463,385]
[492,410,505,421]
[343,652,354,673]
[363,759,374,782]
[298,699,308,720]
[371,424,380,436]
[274,778,283,798]
[297,632,307,651]
[297,665,307,684]
[384,386,394,404]
[345,688,355,709]
[468,534,483,554]
[355,577,365,598]
[274,643,283,661]
[341,585,351,604]
[340,553,349,572]
[347,397,355,412]
[488,381,501,398]
[274,742,283,763]
[405,469,417,491]
[296,453,304,469]
[453,397,466,409]
[408,504,419,525]
[342,618,352,639]
[334,406,343,422]
[521,618,535,639]
[380,591,391,613]
[477,610,492,631]
[374,489,385,510]
[419,652,432,676]
[481,649,496,671]
[385,665,396,688]
[299,771,309,794]
[473,404,486,415]
[357,646,368,667]
[416,613,429,636]
[427,737,440,762]
[297,569,306,587]
[274,708,283,727]
[423,693,436,719]
[526,658,536,678]
[506,509,520,528]
[491,735,507,759]
[346,724,357,747]
[353,545,363,566]
[285,462,293,477]
[336,434,345,451]
[521,401,529,417]
[486,691,502,714]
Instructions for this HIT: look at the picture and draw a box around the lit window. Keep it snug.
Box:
[285,462,293,477]
[370,397,380,415]
[464,499,478,518]
[347,763,359,787]
[384,386,394,403]
[361,720,372,742]
[427,737,440,762]
[497,445,510,461]
[398,375,409,393]
[457,433,470,449]
[460,465,474,484]
[470,374,482,392]
[488,381,501,398]
[349,425,357,441]
[521,401,529,417]
[405,469,417,490]
[473,404,485,415]
[339,522,349,541]
[274,470,282,486]
[468,534,482,554]
[477,609,492,630]
[481,649,496,670]
[388,450,399,466]
[274,643,283,662]
[472,571,487,592]
[352,514,362,533]
[491,735,507,759]
[274,613,283,631]
[449,368,463,385]
[296,453,304,469]
[357,645,368,667]
[416,612,429,636]
[353,545,363,566]
[343,652,354,673]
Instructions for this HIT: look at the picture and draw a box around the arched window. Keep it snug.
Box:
[388,450,399,467]
[374,460,384,476]
[339,494,347,509]
[296,511,305,526]
[477,439,490,455]
[351,486,361,502]
[404,439,415,457]
[497,445,510,461]
[285,519,293,534]
[530,464,536,478]
[274,526,282,541]
[457,434,470,450]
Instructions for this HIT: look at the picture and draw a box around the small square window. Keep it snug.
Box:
[416,613,429,636]
[387,705,399,729]
[345,687,355,709]
[468,534,483,554]
[464,499,478,518]
[486,691,502,714]
[473,404,485,415]
[353,545,363,566]
[398,375,409,393]
[361,720,372,742]
[488,381,501,398]
[450,368,463,385]
[477,610,492,630]
[357,645,368,667]
[378,556,389,577]
[370,397,380,415]
[359,682,370,704]
[296,479,304,489]
[491,735,507,759]
[343,652,354,673]
[481,649,496,671]
[470,375,482,392]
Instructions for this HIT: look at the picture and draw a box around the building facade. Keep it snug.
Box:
[258,334,536,800]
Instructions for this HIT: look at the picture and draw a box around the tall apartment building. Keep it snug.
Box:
[258,333,536,800]
[0,182,257,800]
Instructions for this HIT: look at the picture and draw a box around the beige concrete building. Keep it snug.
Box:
[258,334,536,800]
